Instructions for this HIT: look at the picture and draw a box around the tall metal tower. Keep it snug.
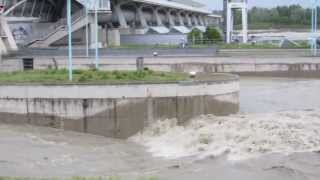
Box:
[225,0,248,43]
[311,0,318,56]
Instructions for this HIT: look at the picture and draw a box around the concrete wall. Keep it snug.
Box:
[2,56,320,78]
[121,34,187,45]
[0,75,239,138]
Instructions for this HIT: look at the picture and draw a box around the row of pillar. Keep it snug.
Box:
[114,2,209,29]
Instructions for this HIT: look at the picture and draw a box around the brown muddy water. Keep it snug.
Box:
[1,77,320,179]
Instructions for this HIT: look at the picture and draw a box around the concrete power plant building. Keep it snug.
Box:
[0,0,219,54]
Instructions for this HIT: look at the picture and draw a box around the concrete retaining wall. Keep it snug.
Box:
[0,74,239,138]
[120,34,187,45]
[3,57,320,78]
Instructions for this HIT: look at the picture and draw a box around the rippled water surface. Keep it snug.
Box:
[240,77,320,113]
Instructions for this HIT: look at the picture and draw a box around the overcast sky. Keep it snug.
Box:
[198,0,311,10]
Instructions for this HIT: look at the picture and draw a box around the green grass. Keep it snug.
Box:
[109,44,216,49]
[109,44,178,49]
[218,42,311,49]
[218,43,279,49]
[234,23,310,30]
[0,69,188,84]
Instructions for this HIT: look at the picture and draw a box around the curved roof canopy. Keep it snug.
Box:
[133,0,211,14]
[79,0,210,14]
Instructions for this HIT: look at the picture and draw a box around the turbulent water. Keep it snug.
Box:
[2,77,320,178]
[130,111,320,161]
[130,78,320,161]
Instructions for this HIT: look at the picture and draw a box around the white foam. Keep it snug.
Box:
[130,110,320,161]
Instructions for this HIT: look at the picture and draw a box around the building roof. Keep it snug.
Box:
[132,0,211,14]
[172,26,191,34]
[149,26,170,34]
[78,0,210,14]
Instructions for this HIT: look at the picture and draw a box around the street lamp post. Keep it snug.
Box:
[95,0,99,69]
[85,6,89,57]
[67,0,73,81]
[311,0,318,56]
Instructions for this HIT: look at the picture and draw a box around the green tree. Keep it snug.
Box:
[204,27,222,42]
[188,29,203,44]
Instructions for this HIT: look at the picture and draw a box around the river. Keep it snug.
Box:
[1,77,320,179]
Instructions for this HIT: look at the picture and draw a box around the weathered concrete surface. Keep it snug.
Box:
[0,74,239,138]
[2,56,320,78]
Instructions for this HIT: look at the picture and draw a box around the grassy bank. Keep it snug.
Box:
[109,44,215,49]
[218,42,310,49]
[218,43,278,49]
[0,69,188,84]
[235,23,310,30]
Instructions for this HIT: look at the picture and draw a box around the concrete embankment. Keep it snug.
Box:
[0,74,239,138]
[4,56,320,77]
[3,56,320,78]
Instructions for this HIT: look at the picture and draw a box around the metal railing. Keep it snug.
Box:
[26,9,86,45]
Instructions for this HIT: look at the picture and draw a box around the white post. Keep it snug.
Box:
[226,4,232,43]
[85,6,89,57]
[315,4,318,56]
[67,0,73,81]
[95,0,99,69]
[242,5,248,43]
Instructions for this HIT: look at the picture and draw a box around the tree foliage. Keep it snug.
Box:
[234,5,316,28]
[204,27,222,42]
[188,29,203,42]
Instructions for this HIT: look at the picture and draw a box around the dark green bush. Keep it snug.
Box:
[188,29,203,44]
[204,27,222,42]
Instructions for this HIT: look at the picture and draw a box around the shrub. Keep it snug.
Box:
[134,70,147,78]
[204,27,222,42]
[188,29,203,44]
[78,71,94,82]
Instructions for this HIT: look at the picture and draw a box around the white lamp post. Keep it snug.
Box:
[67,0,73,81]
[94,0,99,69]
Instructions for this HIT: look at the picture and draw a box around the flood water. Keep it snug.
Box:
[1,77,320,179]
[240,77,320,113]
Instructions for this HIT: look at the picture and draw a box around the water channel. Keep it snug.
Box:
[1,77,320,179]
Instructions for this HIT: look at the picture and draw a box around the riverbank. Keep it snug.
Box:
[0,69,188,84]
[1,77,320,179]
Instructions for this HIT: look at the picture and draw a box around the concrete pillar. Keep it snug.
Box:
[101,26,108,47]
[192,14,199,26]
[226,4,232,43]
[177,12,184,26]
[0,17,18,51]
[137,6,148,28]
[203,16,208,26]
[107,29,120,47]
[186,13,192,27]
[89,19,105,48]
[230,11,234,36]
[226,1,248,44]
[242,7,248,43]
[198,15,204,26]
[114,4,128,28]
[153,8,163,26]
[0,38,8,55]
[166,10,175,27]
